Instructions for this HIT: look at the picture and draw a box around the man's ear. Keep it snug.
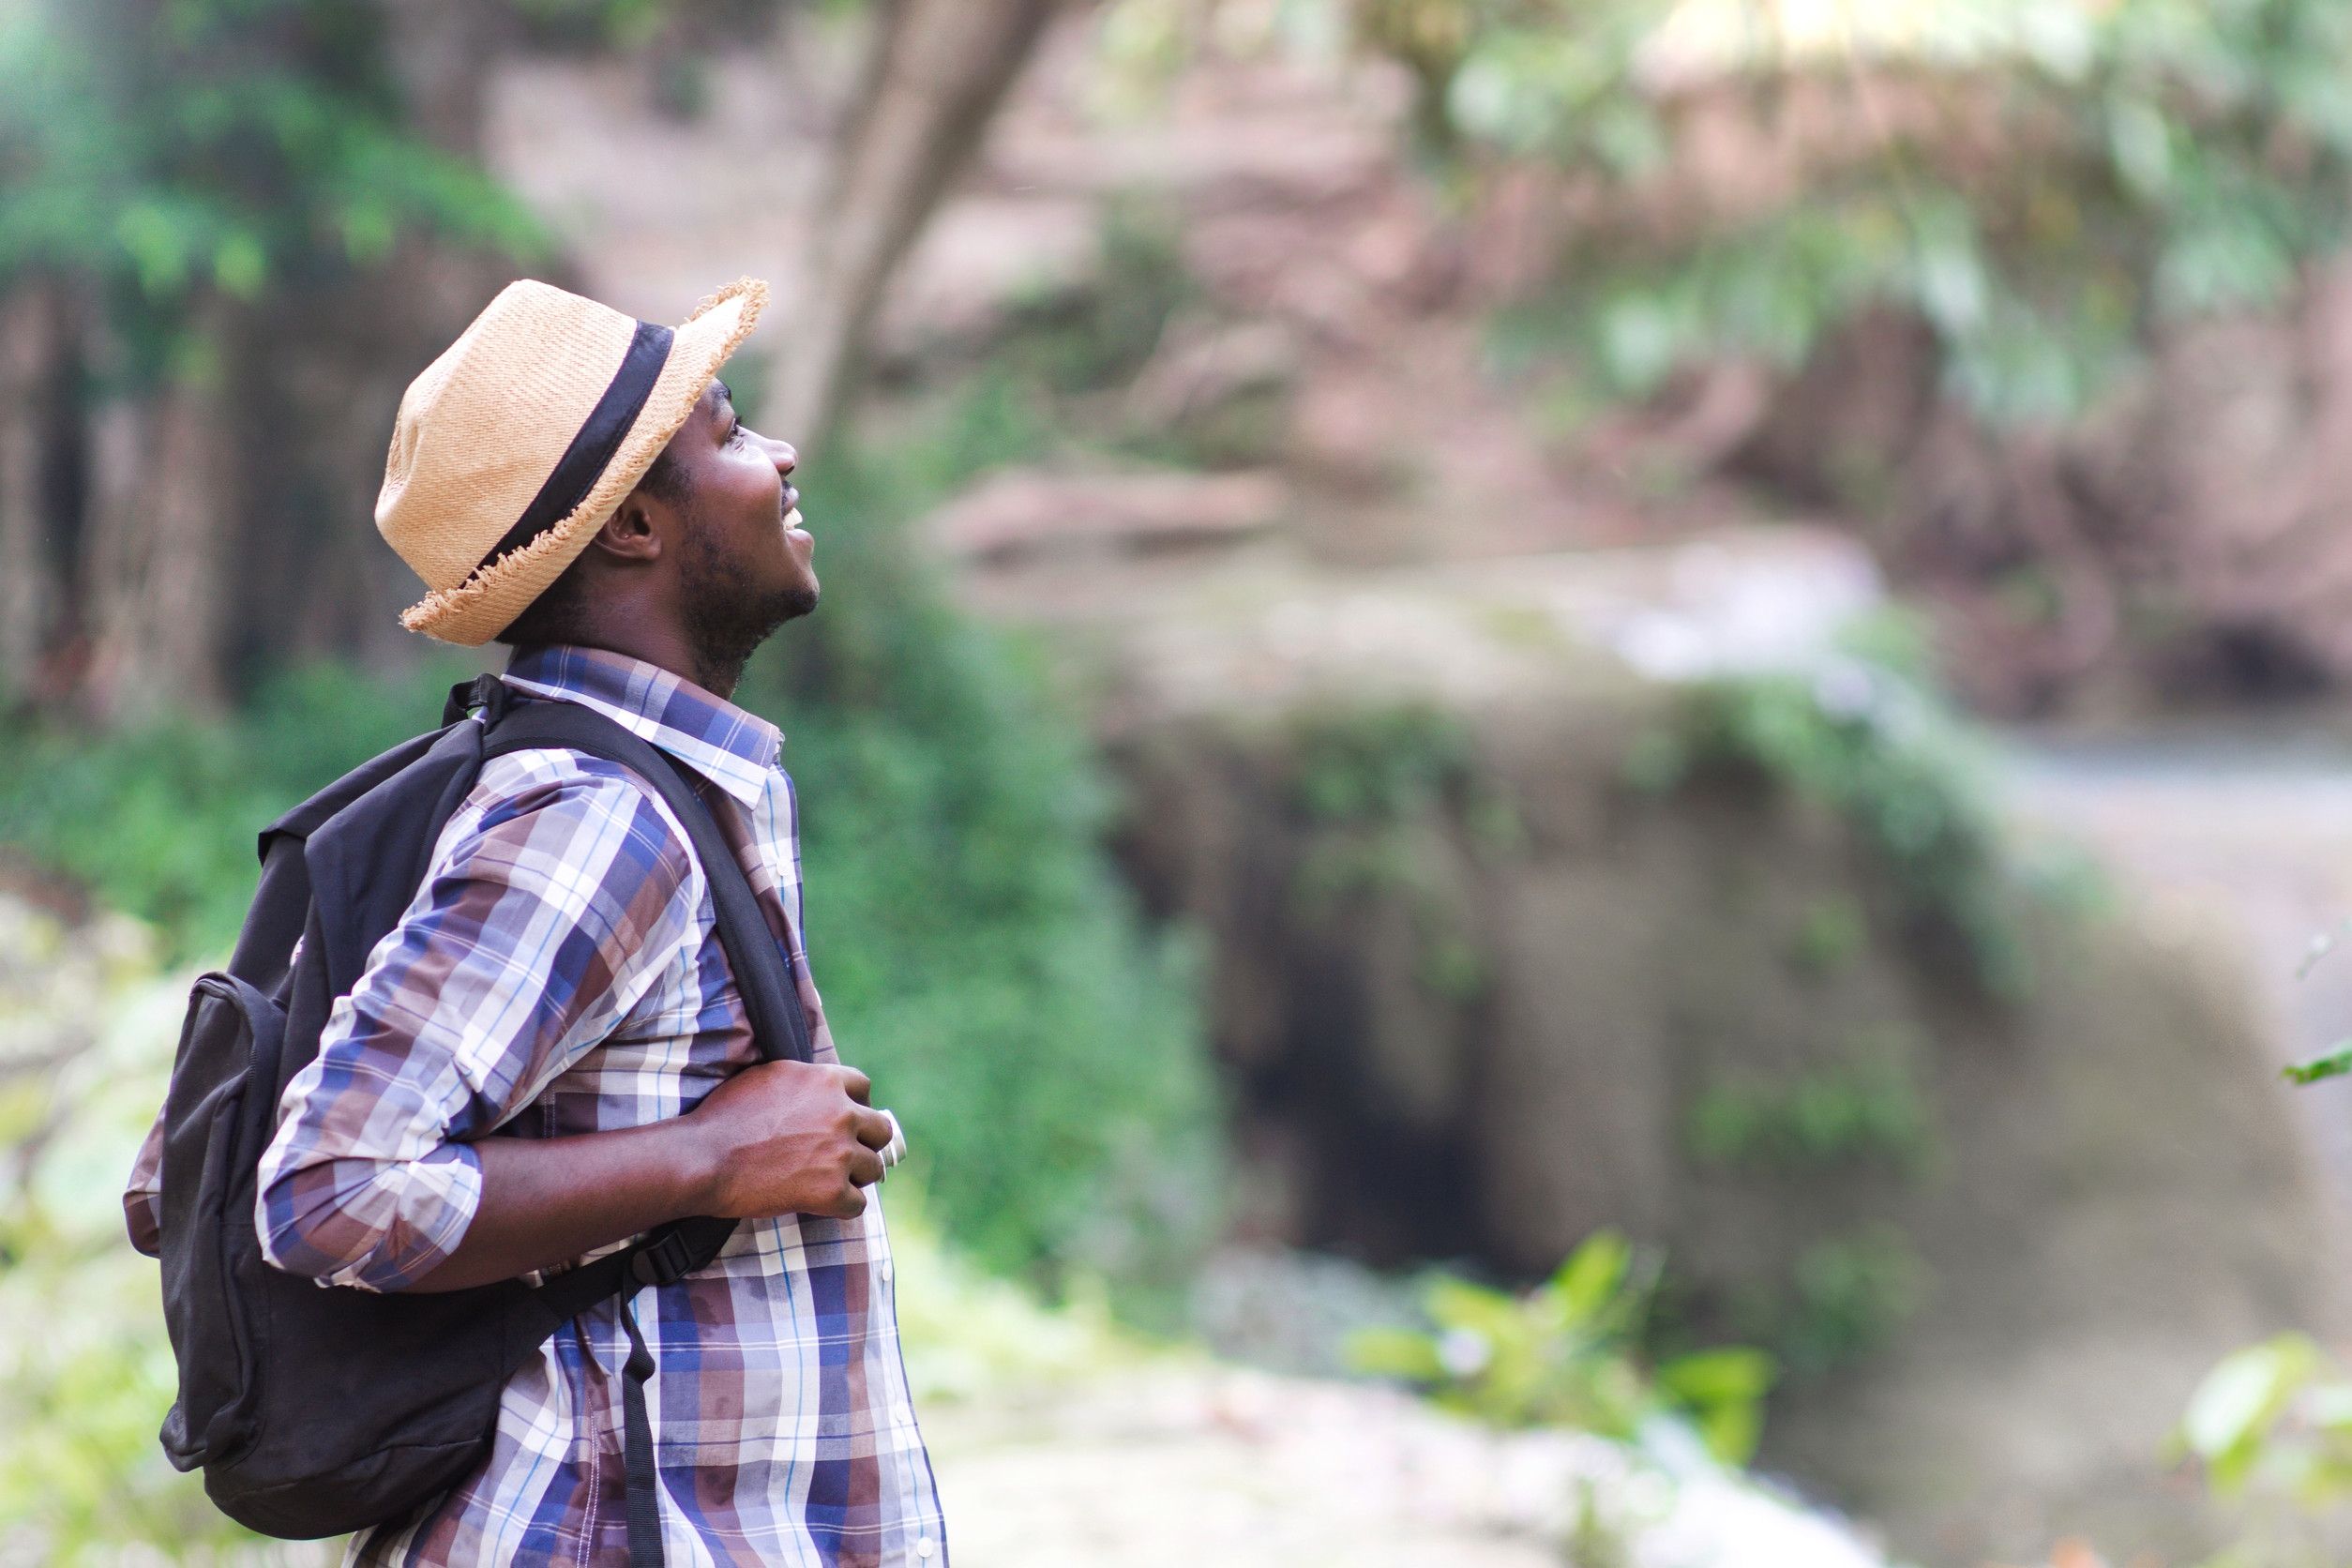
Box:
[586,491,664,564]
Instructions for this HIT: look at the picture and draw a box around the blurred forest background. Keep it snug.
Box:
[14,0,2352,1563]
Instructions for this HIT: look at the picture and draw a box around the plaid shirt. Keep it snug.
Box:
[126,645,944,1567]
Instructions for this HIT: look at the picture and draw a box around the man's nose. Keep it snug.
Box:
[765,435,796,475]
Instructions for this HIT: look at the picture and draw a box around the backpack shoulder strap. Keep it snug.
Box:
[481,699,814,1067]
[229,704,471,997]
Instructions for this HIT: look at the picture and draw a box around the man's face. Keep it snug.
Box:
[663,380,815,686]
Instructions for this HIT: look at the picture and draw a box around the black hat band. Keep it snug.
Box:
[476,318,676,572]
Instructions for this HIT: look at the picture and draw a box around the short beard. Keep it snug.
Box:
[678,509,817,697]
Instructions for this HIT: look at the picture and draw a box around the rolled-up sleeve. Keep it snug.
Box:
[256,756,696,1292]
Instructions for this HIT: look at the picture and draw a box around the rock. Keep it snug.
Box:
[964,537,2344,1565]
[871,194,1105,365]
[925,1363,1893,1568]
[1187,1245,1423,1379]
[928,467,1288,565]
[1124,318,1302,429]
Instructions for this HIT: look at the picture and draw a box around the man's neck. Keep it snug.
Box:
[537,625,735,701]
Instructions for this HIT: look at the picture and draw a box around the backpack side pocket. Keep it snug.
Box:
[158,975,283,1471]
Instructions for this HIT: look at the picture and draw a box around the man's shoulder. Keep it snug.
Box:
[440,743,703,897]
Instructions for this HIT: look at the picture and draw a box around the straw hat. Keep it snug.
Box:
[378,276,769,645]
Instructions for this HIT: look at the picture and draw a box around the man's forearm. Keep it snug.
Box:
[398,1058,891,1293]
[400,1122,714,1293]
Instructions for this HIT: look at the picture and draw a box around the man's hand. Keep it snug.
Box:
[688,1061,896,1220]
[400,1060,895,1293]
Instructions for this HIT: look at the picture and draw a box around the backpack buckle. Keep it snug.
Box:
[627,1228,700,1289]
[442,672,514,729]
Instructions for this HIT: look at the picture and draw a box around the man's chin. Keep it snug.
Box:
[684,583,820,695]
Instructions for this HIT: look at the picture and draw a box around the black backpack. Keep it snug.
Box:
[149,672,812,1566]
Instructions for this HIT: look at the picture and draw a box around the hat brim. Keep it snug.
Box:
[399,278,771,646]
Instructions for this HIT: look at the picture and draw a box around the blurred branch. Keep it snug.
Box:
[769,0,1075,456]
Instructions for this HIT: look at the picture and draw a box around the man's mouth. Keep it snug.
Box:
[782,488,806,533]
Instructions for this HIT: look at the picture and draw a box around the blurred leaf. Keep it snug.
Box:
[1598,292,1683,394]
[2305,1383,2352,1431]
[1347,1231,1770,1464]
[211,227,265,297]
[1345,1326,1447,1381]
[1655,1346,1773,1405]
[2184,1334,2316,1479]
[2157,208,2295,316]
[1425,1274,1519,1336]
[2107,93,2175,196]
[1553,1229,1633,1327]
[2282,1048,2352,1086]
[1659,1348,1776,1465]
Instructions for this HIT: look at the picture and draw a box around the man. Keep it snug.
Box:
[129,278,946,1564]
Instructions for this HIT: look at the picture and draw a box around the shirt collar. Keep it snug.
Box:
[500,644,781,808]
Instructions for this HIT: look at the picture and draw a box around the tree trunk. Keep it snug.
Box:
[223,0,511,676]
[0,281,65,709]
[378,0,504,156]
[235,241,521,678]
[769,0,1070,454]
[80,294,238,721]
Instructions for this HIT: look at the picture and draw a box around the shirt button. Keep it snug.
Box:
[879,1261,893,1284]
[915,1537,935,1560]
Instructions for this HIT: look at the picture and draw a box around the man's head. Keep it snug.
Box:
[496,378,816,697]
[377,278,782,663]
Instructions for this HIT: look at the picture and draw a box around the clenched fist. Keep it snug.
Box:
[687,1060,897,1220]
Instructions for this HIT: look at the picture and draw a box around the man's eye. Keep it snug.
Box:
[727,417,745,445]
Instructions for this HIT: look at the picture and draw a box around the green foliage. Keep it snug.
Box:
[1734,1223,1926,1379]
[2285,926,2352,1083]
[1292,703,1478,827]
[1784,1224,1924,1374]
[514,0,679,53]
[1346,1230,1776,1467]
[1636,648,2028,998]
[1681,992,1933,1379]
[0,657,490,962]
[1788,895,1867,975]
[1371,0,2352,422]
[1281,703,1512,1002]
[0,1242,253,1561]
[997,196,1192,398]
[897,190,1289,474]
[0,905,267,1560]
[2178,1333,2352,1564]
[736,423,1221,1292]
[865,1184,1154,1405]
[0,0,542,373]
[1687,1031,1931,1176]
[2183,1334,2350,1499]
[2232,932,2352,1552]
